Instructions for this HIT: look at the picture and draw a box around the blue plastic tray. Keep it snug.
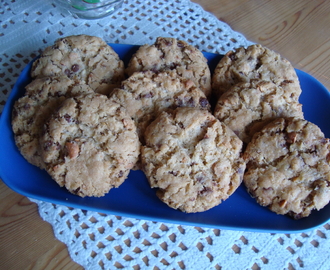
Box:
[1,43,330,233]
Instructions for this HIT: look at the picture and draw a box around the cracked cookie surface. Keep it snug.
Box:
[212,44,301,99]
[141,107,246,213]
[31,34,124,95]
[12,76,94,169]
[110,70,210,143]
[126,37,212,97]
[40,93,140,197]
[243,117,330,219]
[214,81,304,143]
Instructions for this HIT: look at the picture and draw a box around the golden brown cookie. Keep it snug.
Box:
[31,35,124,95]
[40,93,140,197]
[141,107,246,213]
[126,37,212,97]
[212,44,301,99]
[214,81,304,143]
[12,76,94,169]
[244,117,330,219]
[110,70,210,143]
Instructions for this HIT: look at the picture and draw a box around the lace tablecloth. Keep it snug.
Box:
[1,1,330,269]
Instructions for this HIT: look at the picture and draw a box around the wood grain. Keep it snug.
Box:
[1,1,330,269]
[0,181,83,270]
[193,0,330,91]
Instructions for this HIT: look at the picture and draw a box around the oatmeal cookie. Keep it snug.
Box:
[12,76,94,168]
[40,93,140,197]
[243,117,330,219]
[141,107,246,213]
[212,44,301,99]
[126,37,212,97]
[31,34,124,95]
[110,70,210,142]
[214,81,304,143]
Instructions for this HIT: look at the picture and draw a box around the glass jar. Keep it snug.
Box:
[56,0,124,19]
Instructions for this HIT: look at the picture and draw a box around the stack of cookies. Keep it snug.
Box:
[110,37,246,213]
[12,35,140,197]
[12,35,330,219]
[212,44,330,219]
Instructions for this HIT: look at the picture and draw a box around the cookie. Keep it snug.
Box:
[12,76,94,169]
[110,70,210,143]
[31,35,125,95]
[213,81,304,143]
[126,37,212,97]
[141,107,246,213]
[212,44,301,99]
[40,93,140,197]
[243,117,330,219]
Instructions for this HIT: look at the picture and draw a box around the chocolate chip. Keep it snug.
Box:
[196,176,204,182]
[255,60,262,70]
[64,68,71,77]
[43,140,53,151]
[199,186,212,196]
[71,64,79,72]
[169,63,178,69]
[56,142,61,150]
[177,41,184,48]
[164,39,173,46]
[63,113,72,123]
[282,79,294,84]
[176,98,183,107]
[228,53,237,61]
[178,122,184,129]
[118,170,124,177]
[73,187,81,195]
[320,138,329,145]
[142,92,154,98]
[169,171,178,176]
[199,97,208,108]
[188,97,195,106]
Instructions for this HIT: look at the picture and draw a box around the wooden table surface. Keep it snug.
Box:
[1,1,330,269]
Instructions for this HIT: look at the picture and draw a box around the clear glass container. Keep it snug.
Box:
[56,0,124,19]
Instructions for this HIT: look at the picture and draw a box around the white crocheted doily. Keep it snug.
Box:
[1,1,330,269]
